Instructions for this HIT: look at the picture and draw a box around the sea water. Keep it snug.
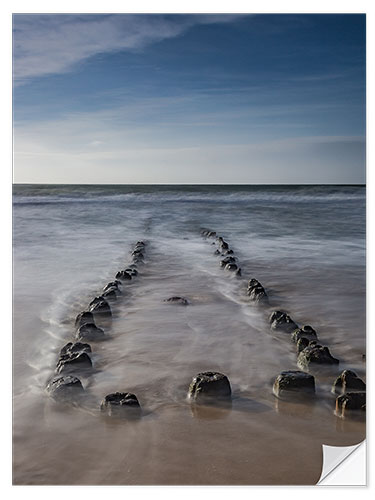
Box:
[13,184,366,485]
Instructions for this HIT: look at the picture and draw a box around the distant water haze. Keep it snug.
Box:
[12,184,365,485]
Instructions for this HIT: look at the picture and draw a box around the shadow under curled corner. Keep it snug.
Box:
[317,440,366,485]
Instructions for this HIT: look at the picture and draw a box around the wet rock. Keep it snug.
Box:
[76,322,105,341]
[336,392,366,418]
[220,256,236,267]
[214,249,221,255]
[165,296,189,305]
[131,250,144,260]
[222,249,234,255]
[89,298,112,317]
[125,268,138,276]
[135,240,145,248]
[75,311,94,328]
[247,279,268,303]
[236,268,242,277]
[273,370,315,398]
[270,311,298,333]
[291,325,318,343]
[100,392,141,417]
[56,352,92,374]
[296,337,310,354]
[200,228,210,236]
[103,281,121,293]
[46,375,84,399]
[60,341,91,357]
[102,288,118,300]
[116,270,132,280]
[207,231,216,238]
[332,370,366,395]
[89,296,105,307]
[188,371,231,401]
[297,343,339,370]
[225,263,238,271]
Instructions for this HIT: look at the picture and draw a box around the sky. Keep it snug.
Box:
[12,13,366,184]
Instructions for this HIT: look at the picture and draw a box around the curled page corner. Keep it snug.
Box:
[317,440,366,485]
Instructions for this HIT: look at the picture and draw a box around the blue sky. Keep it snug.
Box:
[13,14,365,184]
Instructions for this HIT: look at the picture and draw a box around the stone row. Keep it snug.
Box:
[46,241,147,410]
[200,228,366,419]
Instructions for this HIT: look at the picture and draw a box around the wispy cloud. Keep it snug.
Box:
[13,14,242,82]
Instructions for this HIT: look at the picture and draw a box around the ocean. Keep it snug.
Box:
[12,184,366,485]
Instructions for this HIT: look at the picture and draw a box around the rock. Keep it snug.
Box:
[131,250,144,259]
[60,341,91,357]
[102,288,118,300]
[225,263,238,271]
[270,311,298,333]
[100,392,141,417]
[273,370,315,398]
[46,375,84,399]
[207,231,216,238]
[56,352,92,374]
[297,343,339,369]
[125,268,138,276]
[296,337,310,354]
[291,325,318,343]
[332,370,366,395]
[336,392,366,418]
[89,298,112,317]
[223,249,234,255]
[165,296,189,305]
[247,279,268,303]
[236,268,242,277]
[200,228,209,236]
[116,270,132,280]
[75,311,94,328]
[220,256,236,267]
[89,296,105,307]
[214,249,221,255]
[132,255,144,265]
[76,322,105,341]
[135,240,145,247]
[103,281,121,293]
[188,371,231,401]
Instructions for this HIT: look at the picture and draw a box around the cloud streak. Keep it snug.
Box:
[13,14,242,82]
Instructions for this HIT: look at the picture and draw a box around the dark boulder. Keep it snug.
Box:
[207,231,216,238]
[225,263,238,271]
[270,311,298,333]
[100,392,141,417]
[296,337,310,354]
[165,296,189,305]
[220,256,236,267]
[56,352,92,374]
[116,270,132,280]
[89,296,105,307]
[89,298,112,317]
[76,322,105,341]
[103,281,121,293]
[102,288,118,300]
[75,311,94,328]
[188,371,231,401]
[332,370,366,395]
[297,343,339,369]
[247,279,268,303]
[336,392,366,418]
[273,370,315,399]
[60,341,91,357]
[46,375,84,399]
[291,325,318,343]
[125,268,138,276]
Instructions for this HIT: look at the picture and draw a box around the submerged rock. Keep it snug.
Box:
[56,352,92,374]
[100,392,141,417]
[297,343,339,369]
[270,311,298,333]
[116,270,132,281]
[332,370,366,395]
[76,322,105,341]
[220,256,236,267]
[188,371,231,401]
[60,341,91,357]
[89,298,112,317]
[336,392,366,418]
[46,375,84,399]
[125,268,138,276]
[291,325,318,343]
[225,263,238,271]
[247,279,268,303]
[165,296,189,305]
[273,370,315,399]
[75,311,94,328]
